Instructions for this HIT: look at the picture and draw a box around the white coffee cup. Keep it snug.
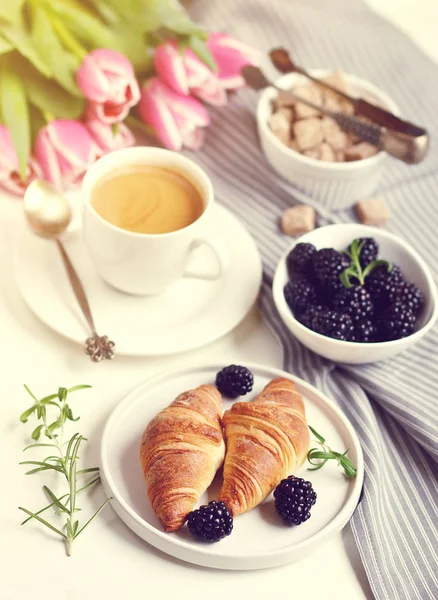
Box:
[83,147,226,295]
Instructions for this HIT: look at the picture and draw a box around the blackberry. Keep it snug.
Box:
[187,501,233,542]
[310,307,354,341]
[312,248,350,293]
[365,265,405,308]
[389,282,424,317]
[215,365,254,398]
[297,304,326,329]
[286,243,317,278]
[357,237,379,267]
[366,264,404,307]
[353,319,376,343]
[284,279,318,315]
[378,301,416,341]
[332,286,374,322]
[274,476,317,525]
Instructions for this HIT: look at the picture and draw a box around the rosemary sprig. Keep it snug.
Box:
[340,238,392,288]
[19,385,112,556]
[307,425,357,479]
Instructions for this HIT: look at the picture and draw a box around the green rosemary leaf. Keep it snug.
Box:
[31,424,44,440]
[77,467,99,474]
[21,493,69,524]
[74,497,112,539]
[19,384,108,555]
[18,507,67,539]
[340,268,354,289]
[43,486,70,514]
[65,406,80,422]
[362,259,392,280]
[23,443,56,452]
[65,433,81,462]
[67,385,92,393]
[309,426,325,444]
[39,393,59,403]
[20,406,37,423]
[23,385,38,402]
[58,387,68,403]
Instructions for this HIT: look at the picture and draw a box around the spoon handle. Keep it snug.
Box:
[56,239,97,334]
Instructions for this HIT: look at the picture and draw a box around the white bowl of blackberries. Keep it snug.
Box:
[273,224,438,364]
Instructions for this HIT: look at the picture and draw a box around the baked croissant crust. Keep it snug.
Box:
[218,377,309,516]
[140,385,225,532]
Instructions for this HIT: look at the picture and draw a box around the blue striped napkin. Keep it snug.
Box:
[187,0,438,597]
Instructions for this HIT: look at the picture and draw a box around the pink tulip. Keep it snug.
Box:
[0,125,42,196]
[138,78,210,151]
[207,33,260,90]
[35,120,100,190]
[154,41,227,106]
[86,120,135,153]
[77,49,140,124]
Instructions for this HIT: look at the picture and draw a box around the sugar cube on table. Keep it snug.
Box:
[355,197,391,225]
[281,205,316,236]
[293,117,323,151]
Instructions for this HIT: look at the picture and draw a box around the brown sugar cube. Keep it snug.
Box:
[335,150,345,162]
[302,147,320,159]
[281,205,315,236]
[268,111,291,145]
[321,71,348,94]
[294,84,323,119]
[355,197,391,226]
[345,142,379,161]
[275,89,295,109]
[293,117,323,151]
[277,107,294,123]
[323,92,342,112]
[321,117,348,150]
[288,138,300,152]
[319,142,336,162]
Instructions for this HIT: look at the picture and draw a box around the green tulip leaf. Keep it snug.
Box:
[29,5,81,97]
[0,0,25,24]
[83,0,120,25]
[0,34,13,55]
[48,2,116,50]
[144,0,206,36]
[0,56,30,179]
[13,56,84,120]
[188,36,217,72]
[0,22,52,77]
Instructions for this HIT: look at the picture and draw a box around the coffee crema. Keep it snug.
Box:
[90,165,205,234]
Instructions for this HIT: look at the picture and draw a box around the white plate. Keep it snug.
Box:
[100,363,364,570]
[14,204,262,356]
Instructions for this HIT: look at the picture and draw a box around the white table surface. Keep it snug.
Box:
[1,2,435,599]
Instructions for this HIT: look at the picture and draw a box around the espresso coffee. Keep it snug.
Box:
[90,165,204,234]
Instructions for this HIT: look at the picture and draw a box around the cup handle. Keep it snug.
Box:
[183,236,228,281]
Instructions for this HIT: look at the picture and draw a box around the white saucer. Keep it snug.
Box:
[15,204,262,356]
[100,363,364,570]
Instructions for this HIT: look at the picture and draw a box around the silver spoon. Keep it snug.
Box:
[23,180,115,362]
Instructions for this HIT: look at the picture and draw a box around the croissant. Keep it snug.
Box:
[140,385,225,532]
[218,377,309,516]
